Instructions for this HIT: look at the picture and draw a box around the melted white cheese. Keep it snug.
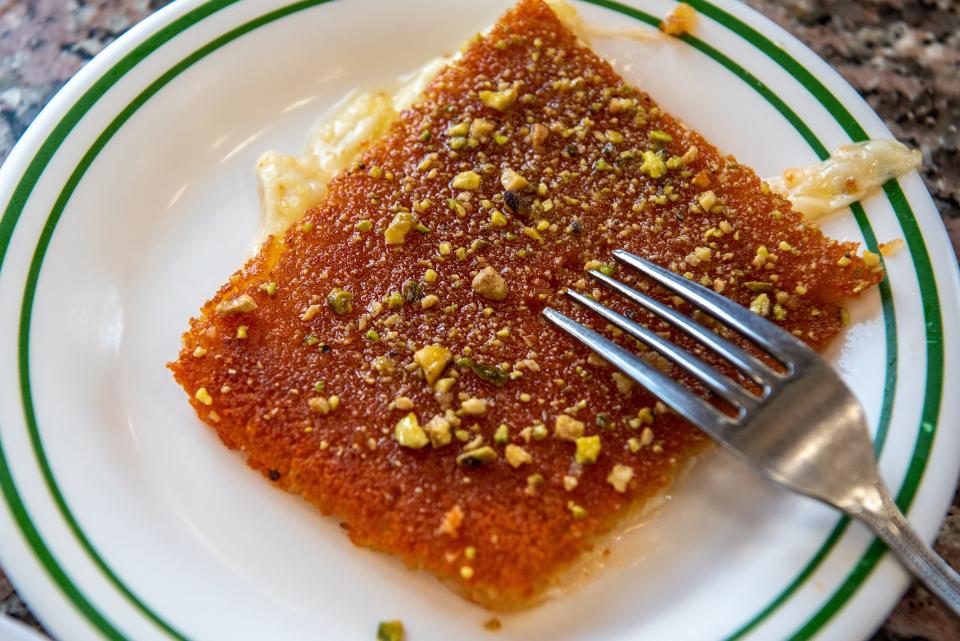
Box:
[255,3,920,245]
[766,139,921,220]
[254,54,455,247]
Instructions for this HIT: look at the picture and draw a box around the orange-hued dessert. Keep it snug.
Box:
[169,0,883,610]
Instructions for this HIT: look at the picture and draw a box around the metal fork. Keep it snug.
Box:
[543,249,960,615]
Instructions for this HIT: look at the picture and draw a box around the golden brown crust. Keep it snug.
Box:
[169,0,882,610]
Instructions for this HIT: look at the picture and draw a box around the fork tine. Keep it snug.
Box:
[542,308,735,435]
[588,269,775,388]
[613,250,814,366]
[565,289,757,412]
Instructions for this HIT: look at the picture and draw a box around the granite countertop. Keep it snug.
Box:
[0,0,957,639]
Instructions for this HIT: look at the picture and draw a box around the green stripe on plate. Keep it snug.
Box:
[586,0,916,636]
[0,0,940,640]
[677,1,942,639]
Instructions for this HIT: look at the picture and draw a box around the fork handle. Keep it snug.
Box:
[853,484,960,616]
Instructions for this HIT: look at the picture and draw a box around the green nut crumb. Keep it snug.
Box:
[649,130,673,143]
[327,288,353,314]
[377,621,405,641]
[575,435,601,464]
[567,501,587,519]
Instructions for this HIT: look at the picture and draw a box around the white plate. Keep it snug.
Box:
[0,616,49,641]
[0,1,957,640]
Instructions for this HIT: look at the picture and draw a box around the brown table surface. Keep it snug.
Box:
[0,0,957,639]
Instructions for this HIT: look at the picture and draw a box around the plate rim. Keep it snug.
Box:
[0,0,956,640]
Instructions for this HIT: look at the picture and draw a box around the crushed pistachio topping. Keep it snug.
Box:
[355,219,372,233]
[607,464,635,493]
[192,346,207,358]
[567,501,587,519]
[494,424,509,445]
[697,190,717,212]
[479,87,518,111]
[612,372,634,395]
[459,357,509,387]
[421,294,440,310]
[195,387,213,406]
[394,413,429,449]
[526,473,544,495]
[451,170,481,191]
[649,130,673,143]
[301,304,322,321]
[500,168,528,191]
[308,396,332,415]
[563,475,579,491]
[750,293,771,317]
[414,344,452,385]
[460,397,488,416]
[554,414,585,441]
[505,444,532,468]
[862,249,882,270]
[457,446,497,466]
[424,413,455,448]
[258,281,278,296]
[326,289,353,314]
[490,210,508,227]
[470,118,494,137]
[471,266,508,301]
[434,377,456,393]
[639,150,667,178]
[423,268,438,283]
[575,435,601,464]
[377,620,405,641]
[236,325,248,339]
[384,212,416,245]
[215,294,257,316]
[460,565,475,580]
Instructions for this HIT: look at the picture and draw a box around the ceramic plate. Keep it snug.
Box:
[0,1,957,640]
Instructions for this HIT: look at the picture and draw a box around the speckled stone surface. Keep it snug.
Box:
[0,1,957,639]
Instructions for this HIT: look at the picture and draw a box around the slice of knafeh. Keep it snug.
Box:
[170,0,883,610]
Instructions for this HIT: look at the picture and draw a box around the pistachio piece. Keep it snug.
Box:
[471,266,508,302]
[414,344,452,385]
[575,435,601,464]
[500,168,528,191]
[215,294,257,316]
[750,293,771,317]
[554,414,585,441]
[456,445,498,466]
[503,189,533,216]
[195,387,213,406]
[384,212,416,245]
[607,464,635,493]
[377,621,405,641]
[478,87,518,111]
[394,413,428,449]
[505,444,532,468]
[327,289,353,314]
[460,397,488,416]
[424,414,453,448]
[459,357,508,387]
[451,170,481,191]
